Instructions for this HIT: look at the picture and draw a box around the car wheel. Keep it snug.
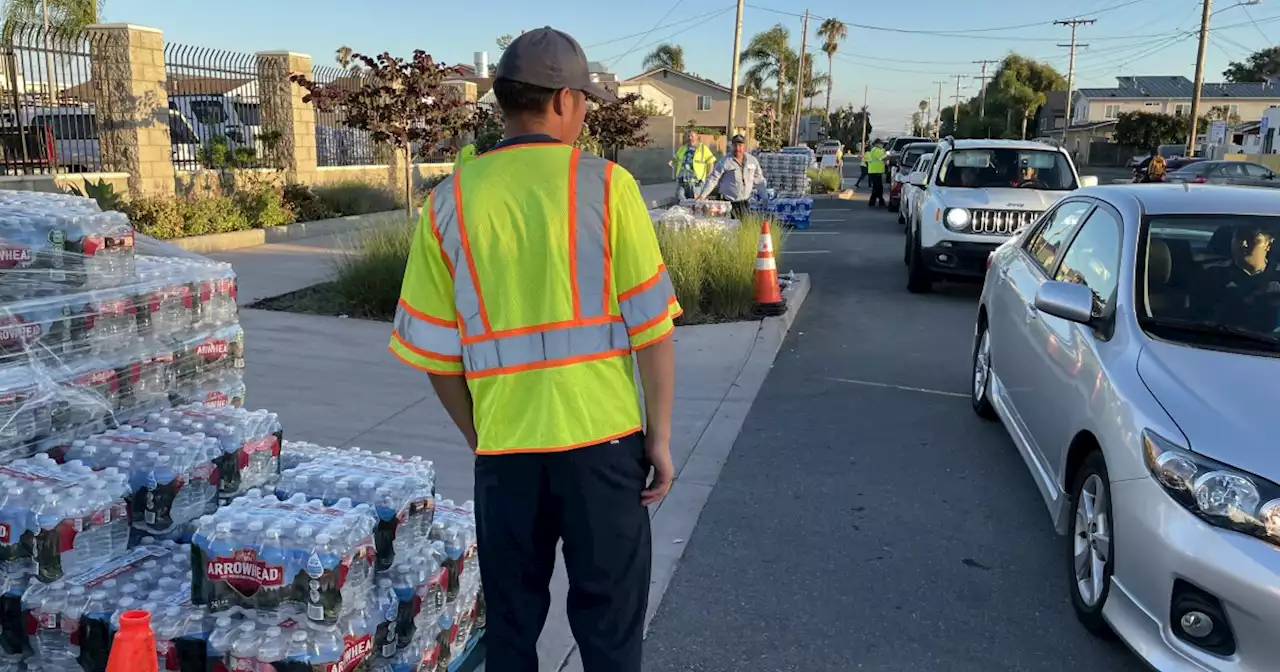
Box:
[971,321,997,420]
[906,229,933,293]
[903,224,912,265]
[1068,451,1117,638]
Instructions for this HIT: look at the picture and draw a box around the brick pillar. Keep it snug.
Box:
[256,51,317,183]
[86,24,175,197]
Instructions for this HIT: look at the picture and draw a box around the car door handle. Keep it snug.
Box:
[1025,302,1038,323]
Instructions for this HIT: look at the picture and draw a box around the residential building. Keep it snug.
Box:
[1033,91,1068,137]
[619,67,753,146]
[1071,75,1280,124]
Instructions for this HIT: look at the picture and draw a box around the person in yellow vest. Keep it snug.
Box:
[669,130,716,199]
[389,27,679,672]
[453,143,478,172]
[866,139,888,208]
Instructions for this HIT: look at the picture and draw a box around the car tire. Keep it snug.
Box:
[897,210,906,225]
[1067,450,1118,639]
[906,228,933,293]
[903,226,911,265]
[971,321,998,420]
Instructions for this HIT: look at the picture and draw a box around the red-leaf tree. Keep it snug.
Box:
[290,51,473,217]
[583,93,651,160]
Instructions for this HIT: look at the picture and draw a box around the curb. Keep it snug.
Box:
[169,209,416,254]
[554,274,812,672]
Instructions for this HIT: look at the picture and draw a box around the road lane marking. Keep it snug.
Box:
[784,250,831,254]
[787,231,840,235]
[822,376,968,398]
[812,218,844,223]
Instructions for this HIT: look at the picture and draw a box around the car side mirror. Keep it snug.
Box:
[1078,176,1099,188]
[1034,281,1095,324]
[908,171,926,187]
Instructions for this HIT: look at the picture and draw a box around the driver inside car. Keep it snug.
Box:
[1194,226,1280,332]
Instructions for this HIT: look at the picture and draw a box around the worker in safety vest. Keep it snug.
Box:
[670,130,716,199]
[389,27,679,672]
[453,143,477,173]
[866,139,887,207]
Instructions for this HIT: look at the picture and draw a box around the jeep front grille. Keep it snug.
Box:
[968,209,1040,236]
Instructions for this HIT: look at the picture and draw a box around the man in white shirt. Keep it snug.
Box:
[696,134,767,219]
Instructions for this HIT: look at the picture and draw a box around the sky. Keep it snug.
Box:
[111,0,1279,134]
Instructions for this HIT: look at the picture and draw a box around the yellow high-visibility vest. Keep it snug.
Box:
[391,143,683,454]
[673,143,715,181]
[866,147,887,174]
[453,144,477,173]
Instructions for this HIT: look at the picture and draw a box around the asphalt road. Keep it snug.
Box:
[641,189,1144,670]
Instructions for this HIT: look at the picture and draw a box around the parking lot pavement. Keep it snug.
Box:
[641,200,1141,671]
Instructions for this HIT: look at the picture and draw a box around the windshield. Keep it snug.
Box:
[891,137,927,153]
[935,148,1077,190]
[1158,144,1184,158]
[1141,215,1280,355]
[189,100,229,126]
[232,102,260,126]
[898,147,933,171]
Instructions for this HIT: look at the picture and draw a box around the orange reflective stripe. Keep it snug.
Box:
[396,299,455,328]
[619,265,667,302]
[388,343,463,376]
[602,162,614,316]
[464,347,631,380]
[478,425,643,455]
[453,172,492,334]
[427,194,454,277]
[568,147,582,319]
[460,314,621,346]
[391,330,463,363]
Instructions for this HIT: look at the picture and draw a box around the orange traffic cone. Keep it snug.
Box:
[107,610,158,672]
[753,220,787,317]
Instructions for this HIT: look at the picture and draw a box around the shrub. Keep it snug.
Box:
[182,193,250,236]
[314,181,400,216]
[65,178,125,212]
[331,223,415,319]
[807,168,841,194]
[235,184,296,228]
[283,183,337,222]
[655,215,784,324]
[122,196,184,239]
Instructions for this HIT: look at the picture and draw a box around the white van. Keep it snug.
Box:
[169,94,262,153]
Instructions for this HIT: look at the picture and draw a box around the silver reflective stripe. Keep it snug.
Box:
[392,306,461,357]
[431,177,487,337]
[574,153,609,319]
[619,270,675,329]
[462,321,630,373]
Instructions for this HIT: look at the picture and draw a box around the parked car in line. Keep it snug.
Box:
[888,142,937,211]
[5,106,202,173]
[898,152,933,226]
[973,183,1280,671]
[903,137,1097,293]
[886,135,931,170]
[1164,160,1278,187]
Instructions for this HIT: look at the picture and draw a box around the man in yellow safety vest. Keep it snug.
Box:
[866,139,887,208]
[389,27,680,672]
[670,130,716,199]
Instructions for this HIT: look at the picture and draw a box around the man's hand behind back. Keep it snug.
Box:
[641,434,674,506]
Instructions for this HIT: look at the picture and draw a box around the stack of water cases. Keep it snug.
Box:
[757,151,812,197]
[0,192,485,672]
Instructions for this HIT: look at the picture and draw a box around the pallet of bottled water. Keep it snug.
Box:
[274,442,436,571]
[750,192,815,230]
[653,205,736,232]
[138,404,283,500]
[757,151,813,196]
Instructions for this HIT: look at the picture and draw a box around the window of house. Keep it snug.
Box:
[696,95,712,111]
[1174,104,1190,116]
[1144,102,1159,108]
[1229,104,1239,117]
[1104,104,1120,118]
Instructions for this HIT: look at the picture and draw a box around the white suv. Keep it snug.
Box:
[903,137,1097,293]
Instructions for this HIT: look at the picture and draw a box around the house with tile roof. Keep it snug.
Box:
[620,67,753,144]
[1071,75,1280,125]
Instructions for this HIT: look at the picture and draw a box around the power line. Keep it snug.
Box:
[582,6,734,49]
[597,7,736,67]
[605,0,688,69]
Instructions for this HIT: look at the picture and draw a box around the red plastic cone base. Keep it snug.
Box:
[107,611,158,672]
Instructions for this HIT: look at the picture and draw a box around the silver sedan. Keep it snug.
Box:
[973,184,1280,671]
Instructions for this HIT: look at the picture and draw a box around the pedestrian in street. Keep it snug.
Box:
[670,130,716,200]
[855,149,868,189]
[696,133,767,219]
[388,27,680,672]
[866,139,887,207]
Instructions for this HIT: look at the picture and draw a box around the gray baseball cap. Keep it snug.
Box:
[495,27,617,102]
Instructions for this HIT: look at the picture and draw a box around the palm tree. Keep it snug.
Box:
[741,25,791,130]
[816,18,846,119]
[3,0,102,32]
[918,99,930,135]
[642,43,685,72]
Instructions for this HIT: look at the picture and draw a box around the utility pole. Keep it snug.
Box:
[791,9,810,146]
[1187,0,1213,156]
[1055,19,1094,136]
[951,74,965,129]
[933,80,945,139]
[726,0,746,143]
[972,60,999,119]
[860,85,868,153]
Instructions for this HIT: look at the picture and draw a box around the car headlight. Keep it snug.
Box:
[1143,429,1280,544]
[944,207,970,231]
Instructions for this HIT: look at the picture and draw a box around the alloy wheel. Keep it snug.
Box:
[1073,474,1112,607]
[973,329,991,400]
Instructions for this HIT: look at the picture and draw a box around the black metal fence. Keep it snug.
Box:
[310,65,379,167]
[0,23,103,175]
[163,41,264,171]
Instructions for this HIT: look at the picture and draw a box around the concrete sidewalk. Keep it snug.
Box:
[214,181,679,306]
